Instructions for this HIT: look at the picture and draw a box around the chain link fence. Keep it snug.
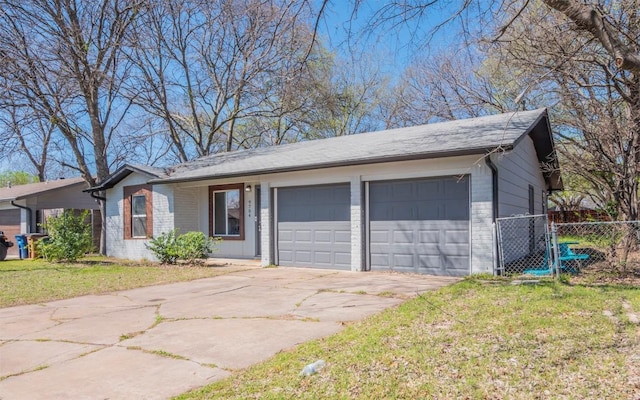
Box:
[496,216,640,279]
[555,221,640,274]
[496,214,552,276]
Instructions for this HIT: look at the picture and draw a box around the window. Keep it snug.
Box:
[131,195,147,238]
[124,185,153,239]
[209,184,244,240]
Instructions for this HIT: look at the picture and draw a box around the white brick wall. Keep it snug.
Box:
[153,184,175,237]
[174,187,199,233]
[350,176,363,272]
[260,182,271,266]
[470,163,495,274]
[105,174,148,260]
[105,174,175,261]
[106,156,505,274]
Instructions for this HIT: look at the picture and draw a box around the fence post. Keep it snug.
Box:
[496,220,505,275]
[551,222,560,278]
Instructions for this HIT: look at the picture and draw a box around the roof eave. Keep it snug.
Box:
[14,180,88,200]
[518,109,563,192]
[86,165,164,192]
[149,146,512,185]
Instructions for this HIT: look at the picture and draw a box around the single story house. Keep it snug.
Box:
[92,108,562,276]
[0,177,101,257]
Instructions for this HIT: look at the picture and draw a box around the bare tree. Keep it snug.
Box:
[127,0,318,161]
[0,0,143,252]
[0,0,141,185]
[0,104,53,181]
[316,0,640,75]
[488,2,640,221]
[539,0,640,72]
[298,52,390,138]
[381,47,512,128]
[313,1,639,220]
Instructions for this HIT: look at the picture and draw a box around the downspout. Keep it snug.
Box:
[485,154,499,275]
[11,201,33,234]
[484,154,499,221]
[90,191,106,201]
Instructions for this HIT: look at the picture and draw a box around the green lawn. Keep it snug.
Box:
[0,257,248,308]
[3,258,639,398]
[177,278,640,399]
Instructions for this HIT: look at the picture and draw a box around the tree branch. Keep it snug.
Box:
[543,0,640,72]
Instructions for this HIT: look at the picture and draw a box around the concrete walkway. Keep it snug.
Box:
[0,266,458,399]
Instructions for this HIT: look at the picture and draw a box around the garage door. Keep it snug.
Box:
[368,176,470,276]
[0,209,21,257]
[276,184,351,269]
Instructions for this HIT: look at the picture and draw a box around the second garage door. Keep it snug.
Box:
[368,176,470,276]
[276,184,351,269]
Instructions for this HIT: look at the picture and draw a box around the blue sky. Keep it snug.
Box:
[317,1,469,75]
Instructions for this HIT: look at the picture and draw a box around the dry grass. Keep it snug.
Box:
[176,277,640,399]
[569,249,640,287]
[0,256,250,308]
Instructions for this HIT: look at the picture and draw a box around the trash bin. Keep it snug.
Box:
[15,235,28,259]
[26,234,47,259]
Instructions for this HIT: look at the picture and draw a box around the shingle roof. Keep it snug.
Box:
[88,164,166,191]
[151,108,554,184]
[0,177,87,202]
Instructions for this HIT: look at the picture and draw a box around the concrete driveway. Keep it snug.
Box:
[0,266,458,399]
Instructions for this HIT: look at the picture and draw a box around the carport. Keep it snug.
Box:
[0,178,101,257]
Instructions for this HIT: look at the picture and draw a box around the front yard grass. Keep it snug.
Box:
[177,277,640,399]
[0,257,247,308]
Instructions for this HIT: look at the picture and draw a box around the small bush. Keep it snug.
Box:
[146,230,220,264]
[146,230,180,264]
[176,231,220,263]
[39,210,93,262]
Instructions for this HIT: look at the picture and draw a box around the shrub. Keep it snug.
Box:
[146,230,220,264]
[176,231,220,263]
[146,230,180,264]
[39,210,93,262]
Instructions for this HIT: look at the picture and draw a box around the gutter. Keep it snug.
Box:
[11,201,32,234]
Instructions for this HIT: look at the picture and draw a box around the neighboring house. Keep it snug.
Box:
[91,108,562,276]
[0,177,101,257]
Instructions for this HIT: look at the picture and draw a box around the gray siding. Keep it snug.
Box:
[495,136,548,263]
[495,136,546,217]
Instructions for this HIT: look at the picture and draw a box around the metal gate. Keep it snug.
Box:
[496,214,554,276]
